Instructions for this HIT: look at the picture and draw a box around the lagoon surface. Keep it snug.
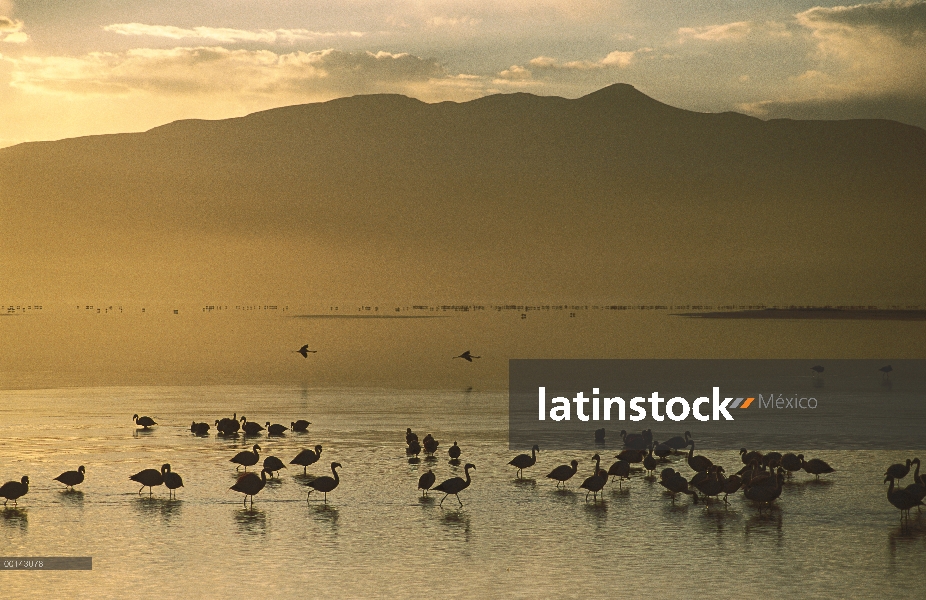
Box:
[2,385,924,599]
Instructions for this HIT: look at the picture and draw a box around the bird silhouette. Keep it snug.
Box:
[266,422,288,435]
[231,444,261,471]
[263,456,287,478]
[579,454,607,502]
[418,469,436,496]
[664,431,691,452]
[448,442,461,461]
[801,456,835,478]
[780,453,803,477]
[0,476,29,506]
[231,469,268,506]
[291,420,311,432]
[163,464,183,499]
[509,445,539,478]
[191,421,210,435]
[811,365,825,378]
[880,365,893,379]
[546,460,580,488]
[133,414,157,429]
[433,463,475,507]
[306,462,342,503]
[290,445,323,474]
[295,344,317,358]
[607,459,631,488]
[885,459,912,482]
[686,440,713,473]
[130,464,167,495]
[454,351,480,362]
[886,475,923,521]
[240,417,264,436]
[54,466,85,490]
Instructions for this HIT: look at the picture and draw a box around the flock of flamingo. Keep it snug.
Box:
[1,418,923,525]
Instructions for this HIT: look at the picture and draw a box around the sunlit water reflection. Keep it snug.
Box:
[1,386,924,598]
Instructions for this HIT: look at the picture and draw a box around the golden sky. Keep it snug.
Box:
[1,0,925,148]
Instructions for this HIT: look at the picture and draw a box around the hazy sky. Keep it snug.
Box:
[1,0,924,147]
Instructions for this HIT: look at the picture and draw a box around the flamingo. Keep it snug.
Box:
[454,351,480,362]
[262,456,286,478]
[658,469,698,504]
[607,460,631,488]
[418,469,436,496]
[306,462,342,503]
[291,420,311,432]
[130,464,167,495]
[231,444,261,471]
[231,469,268,506]
[580,454,607,502]
[780,453,803,476]
[133,414,157,429]
[191,421,210,435]
[801,456,834,478]
[266,422,288,435]
[664,431,691,452]
[546,460,579,488]
[885,459,912,482]
[448,442,462,461]
[686,440,713,473]
[508,445,539,478]
[54,466,85,490]
[886,475,923,521]
[295,344,317,358]
[163,464,183,499]
[240,417,264,436]
[0,476,29,506]
[433,463,475,507]
[290,445,323,474]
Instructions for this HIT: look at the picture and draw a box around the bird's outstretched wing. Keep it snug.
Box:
[298,344,309,358]
[454,351,473,362]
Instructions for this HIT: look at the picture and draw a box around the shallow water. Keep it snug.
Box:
[1,386,924,599]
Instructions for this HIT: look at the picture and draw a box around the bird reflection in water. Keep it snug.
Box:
[2,507,28,530]
[512,478,536,489]
[310,504,339,529]
[439,508,471,540]
[744,507,783,542]
[235,507,267,535]
[59,489,85,507]
[133,496,182,522]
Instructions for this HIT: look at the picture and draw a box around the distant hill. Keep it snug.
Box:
[1,83,924,305]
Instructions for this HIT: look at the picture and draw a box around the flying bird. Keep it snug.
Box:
[454,351,480,362]
[295,345,317,358]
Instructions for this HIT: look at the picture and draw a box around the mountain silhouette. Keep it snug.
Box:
[1,83,923,304]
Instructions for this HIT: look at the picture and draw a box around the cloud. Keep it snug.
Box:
[0,16,21,31]
[679,21,754,42]
[103,23,364,43]
[426,16,481,28]
[527,48,649,71]
[677,20,792,42]
[1,30,26,42]
[4,47,450,97]
[497,64,532,80]
[797,0,926,40]
[739,1,926,129]
[0,14,26,42]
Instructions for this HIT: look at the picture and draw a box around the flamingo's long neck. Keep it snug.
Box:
[887,477,895,499]
[332,465,340,483]
[531,447,536,460]
[594,456,601,473]
[464,466,472,485]
[913,459,921,483]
